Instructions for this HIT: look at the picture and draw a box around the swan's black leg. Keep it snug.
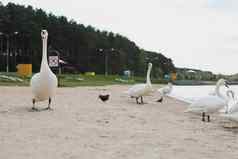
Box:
[31,99,38,111]
[140,96,144,104]
[45,97,53,110]
[207,115,210,122]
[202,112,205,122]
[136,97,139,104]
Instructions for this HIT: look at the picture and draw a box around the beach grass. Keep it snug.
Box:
[0,72,167,87]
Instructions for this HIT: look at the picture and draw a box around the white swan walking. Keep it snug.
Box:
[127,63,153,104]
[157,82,173,103]
[185,79,229,122]
[30,30,58,111]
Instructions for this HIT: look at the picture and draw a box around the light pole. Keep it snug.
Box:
[0,32,18,73]
[98,48,115,76]
[0,33,2,55]
[6,35,9,73]
[0,34,3,71]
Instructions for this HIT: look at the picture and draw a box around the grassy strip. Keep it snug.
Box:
[0,73,167,87]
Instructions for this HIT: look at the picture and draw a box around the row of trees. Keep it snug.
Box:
[176,68,217,81]
[0,2,176,77]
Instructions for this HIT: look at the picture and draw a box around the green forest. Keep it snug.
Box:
[0,2,176,77]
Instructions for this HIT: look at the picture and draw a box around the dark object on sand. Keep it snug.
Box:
[99,94,110,102]
[156,97,163,103]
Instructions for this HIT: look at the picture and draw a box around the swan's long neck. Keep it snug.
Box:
[146,66,152,86]
[40,37,49,72]
[216,81,229,113]
[215,83,226,101]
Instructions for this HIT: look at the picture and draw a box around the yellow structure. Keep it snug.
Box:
[171,73,177,81]
[17,64,32,77]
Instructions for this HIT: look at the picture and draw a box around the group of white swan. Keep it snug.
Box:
[126,63,173,104]
[29,29,238,126]
[29,30,172,111]
[32,29,238,124]
[20,29,238,127]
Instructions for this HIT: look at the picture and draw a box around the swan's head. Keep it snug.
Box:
[148,63,152,69]
[217,78,229,88]
[41,30,48,39]
[168,82,173,87]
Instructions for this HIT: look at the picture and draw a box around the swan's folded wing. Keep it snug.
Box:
[186,95,226,113]
[127,84,147,97]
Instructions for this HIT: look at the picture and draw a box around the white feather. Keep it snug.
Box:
[158,82,173,96]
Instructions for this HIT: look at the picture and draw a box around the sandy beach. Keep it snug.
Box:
[0,85,238,159]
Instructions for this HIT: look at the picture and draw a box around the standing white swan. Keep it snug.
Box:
[30,30,58,111]
[157,82,173,103]
[185,79,229,122]
[127,63,153,104]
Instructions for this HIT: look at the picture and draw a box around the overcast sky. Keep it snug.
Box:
[2,0,238,74]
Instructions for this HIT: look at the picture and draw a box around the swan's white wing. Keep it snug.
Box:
[186,95,226,113]
[128,84,148,97]
[30,73,41,95]
[30,73,47,101]
[47,71,58,97]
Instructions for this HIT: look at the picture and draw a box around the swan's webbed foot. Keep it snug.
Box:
[44,106,53,111]
[31,107,40,111]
